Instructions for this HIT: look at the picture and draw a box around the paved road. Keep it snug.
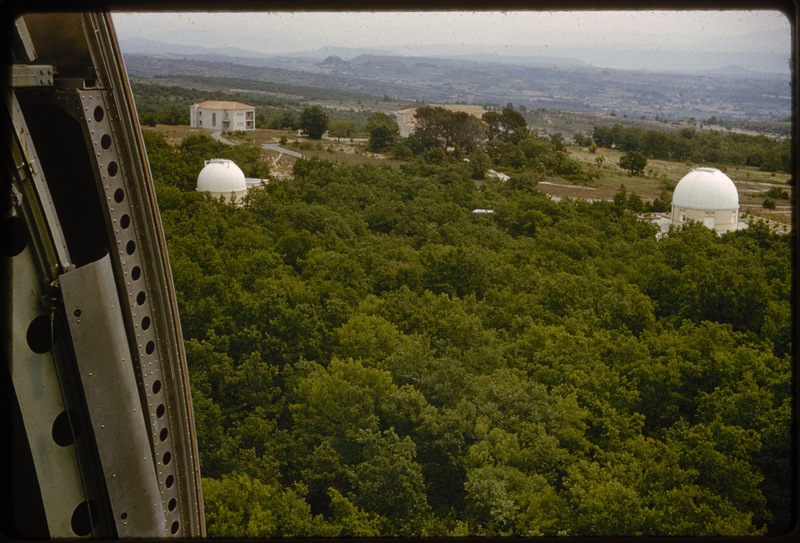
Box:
[211,131,235,145]
[262,143,304,158]
[213,130,305,158]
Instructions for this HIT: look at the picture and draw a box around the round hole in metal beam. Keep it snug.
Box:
[170,521,179,535]
[52,409,80,446]
[156,404,165,418]
[162,451,172,465]
[159,428,168,442]
[93,106,104,122]
[168,498,177,512]
[27,315,52,354]
[131,266,142,281]
[141,315,151,330]
[101,134,112,150]
[71,500,98,537]
[136,291,146,306]
[125,240,136,255]
[114,188,124,203]
[108,161,118,177]
[152,379,162,394]
[145,340,155,355]
[165,474,175,488]
[120,214,131,229]
[1,216,28,257]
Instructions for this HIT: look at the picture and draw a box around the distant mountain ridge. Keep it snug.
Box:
[448,52,590,68]
[122,49,790,122]
[120,37,395,62]
[118,36,790,75]
[118,37,603,71]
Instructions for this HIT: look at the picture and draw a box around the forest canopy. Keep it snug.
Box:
[144,129,793,537]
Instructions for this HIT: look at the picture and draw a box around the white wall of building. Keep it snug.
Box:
[190,102,256,131]
[670,206,739,233]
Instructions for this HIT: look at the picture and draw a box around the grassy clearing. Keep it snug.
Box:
[557,145,793,224]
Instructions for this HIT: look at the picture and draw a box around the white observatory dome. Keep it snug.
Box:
[197,159,247,193]
[670,167,740,233]
[672,167,739,211]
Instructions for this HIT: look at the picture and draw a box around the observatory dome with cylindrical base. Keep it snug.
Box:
[196,159,248,203]
[671,167,740,233]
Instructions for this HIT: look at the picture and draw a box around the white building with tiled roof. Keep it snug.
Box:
[190,100,256,131]
[395,104,487,137]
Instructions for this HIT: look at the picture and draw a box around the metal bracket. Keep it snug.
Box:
[11,65,54,88]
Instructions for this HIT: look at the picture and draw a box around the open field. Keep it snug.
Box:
[559,145,793,224]
[148,124,207,145]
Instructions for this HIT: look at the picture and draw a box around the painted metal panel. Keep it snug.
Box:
[4,244,85,537]
[60,254,166,538]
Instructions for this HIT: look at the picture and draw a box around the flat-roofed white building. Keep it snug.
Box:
[190,100,256,131]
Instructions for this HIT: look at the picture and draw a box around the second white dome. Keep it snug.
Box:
[672,167,739,211]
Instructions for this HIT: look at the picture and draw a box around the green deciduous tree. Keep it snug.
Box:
[365,112,400,151]
[483,106,529,144]
[203,474,331,537]
[412,106,486,155]
[328,119,355,142]
[299,105,329,139]
[469,148,491,179]
[619,150,648,176]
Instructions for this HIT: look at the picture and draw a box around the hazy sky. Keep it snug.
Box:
[111,10,791,71]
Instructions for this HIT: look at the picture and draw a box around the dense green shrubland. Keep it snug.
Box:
[146,131,793,537]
